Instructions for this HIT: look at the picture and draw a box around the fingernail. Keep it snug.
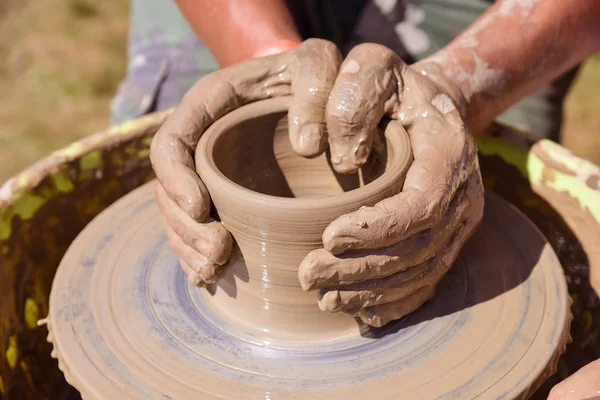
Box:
[318,290,342,312]
[206,231,233,265]
[294,122,326,157]
[329,136,370,174]
[194,258,220,283]
[298,256,319,291]
[330,152,343,165]
[323,222,359,254]
[332,158,359,174]
[201,266,219,284]
[353,137,370,165]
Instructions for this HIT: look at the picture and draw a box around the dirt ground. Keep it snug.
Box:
[0,0,599,184]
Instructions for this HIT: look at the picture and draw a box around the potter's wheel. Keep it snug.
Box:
[48,181,570,399]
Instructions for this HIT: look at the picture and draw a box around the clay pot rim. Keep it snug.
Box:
[195,96,412,211]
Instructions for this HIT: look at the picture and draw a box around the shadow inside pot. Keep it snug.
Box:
[212,113,390,199]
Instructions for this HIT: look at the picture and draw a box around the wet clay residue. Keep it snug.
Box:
[147,39,486,327]
[149,40,485,329]
[149,39,344,286]
[46,181,570,399]
[194,97,413,340]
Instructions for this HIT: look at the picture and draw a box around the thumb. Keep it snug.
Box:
[326,43,405,173]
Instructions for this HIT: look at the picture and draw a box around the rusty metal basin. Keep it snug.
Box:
[1,111,598,400]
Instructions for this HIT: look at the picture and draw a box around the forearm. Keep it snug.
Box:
[175,0,301,67]
[421,0,600,134]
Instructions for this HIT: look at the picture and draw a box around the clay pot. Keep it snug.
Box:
[195,97,412,342]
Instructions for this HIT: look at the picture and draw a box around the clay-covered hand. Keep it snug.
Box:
[298,43,485,327]
[548,359,600,400]
[150,39,342,285]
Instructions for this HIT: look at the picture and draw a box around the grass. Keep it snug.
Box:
[0,1,598,184]
[0,0,129,183]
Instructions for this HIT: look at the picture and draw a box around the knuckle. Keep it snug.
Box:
[350,43,394,58]
[302,38,339,55]
[318,38,340,54]
[294,39,342,72]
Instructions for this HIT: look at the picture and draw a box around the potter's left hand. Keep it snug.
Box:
[150,39,342,285]
[298,43,485,327]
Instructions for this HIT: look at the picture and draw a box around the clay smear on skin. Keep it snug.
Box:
[47,181,570,398]
[426,0,541,101]
[431,94,456,115]
[341,59,361,74]
[193,97,413,337]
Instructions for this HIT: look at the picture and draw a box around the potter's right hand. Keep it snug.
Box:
[150,39,342,284]
[298,44,485,327]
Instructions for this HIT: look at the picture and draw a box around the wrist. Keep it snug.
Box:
[413,56,474,125]
[416,50,487,135]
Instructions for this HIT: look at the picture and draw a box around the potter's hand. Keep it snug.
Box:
[298,43,485,327]
[150,39,342,284]
[548,359,600,400]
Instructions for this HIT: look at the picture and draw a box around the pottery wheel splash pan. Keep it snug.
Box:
[48,93,569,400]
[47,178,570,399]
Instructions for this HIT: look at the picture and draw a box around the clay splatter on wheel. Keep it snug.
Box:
[47,134,570,399]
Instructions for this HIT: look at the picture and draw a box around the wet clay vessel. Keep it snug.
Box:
[46,98,571,399]
[194,96,412,341]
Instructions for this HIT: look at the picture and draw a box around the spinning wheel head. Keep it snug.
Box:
[47,182,569,399]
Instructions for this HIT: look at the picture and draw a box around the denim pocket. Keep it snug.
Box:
[110,58,169,126]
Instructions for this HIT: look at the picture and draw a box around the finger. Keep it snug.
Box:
[149,43,301,219]
[179,259,204,287]
[318,201,472,312]
[164,225,221,284]
[155,184,233,264]
[288,39,342,157]
[358,286,436,328]
[317,259,434,312]
[317,221,463,313]
[356,193,483,328]
[298,184,469,290]
[326,43,405,173]
[323,117,478,253]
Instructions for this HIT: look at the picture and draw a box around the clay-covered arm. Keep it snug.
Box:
[420,0,600,134]
[174,0,301,67]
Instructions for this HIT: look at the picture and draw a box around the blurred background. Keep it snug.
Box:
[0,0,599,185]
